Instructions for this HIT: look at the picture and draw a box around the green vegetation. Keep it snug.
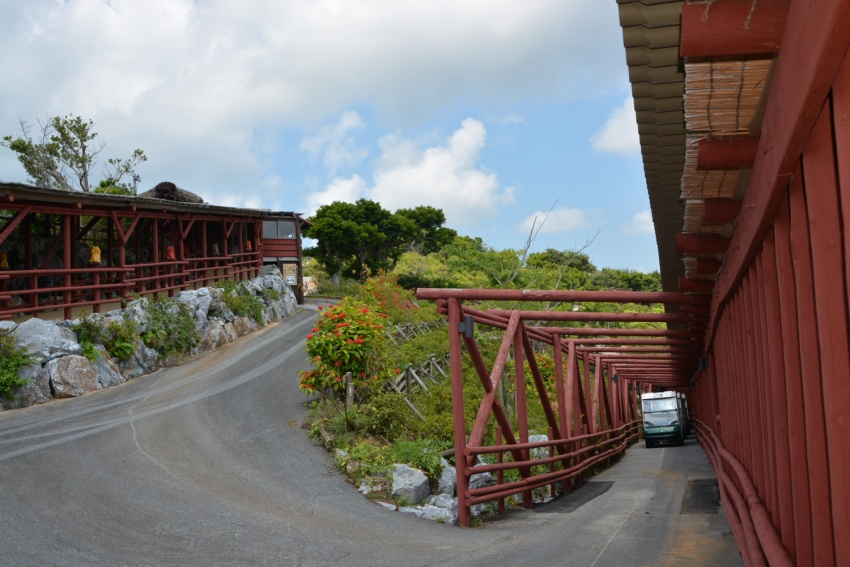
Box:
[140,294,200,358]
[0,334,33,399]
[303,200,456,283]
[214,279,265,323]
[72,310,140,362]
[300,202,662,510]
[1,114,146,193]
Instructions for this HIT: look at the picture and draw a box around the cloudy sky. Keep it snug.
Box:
[0,0,658,272]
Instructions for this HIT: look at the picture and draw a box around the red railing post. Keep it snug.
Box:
[447,298,470,526]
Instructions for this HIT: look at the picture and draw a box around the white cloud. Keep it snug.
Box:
[0,1,625,202]
[369,118,514,227]
[300,111,368,174]
[518,207,589,235]
[303,118,514,228]
[305,175,368,215]
[622,210,654,234]
[590,97,640,156]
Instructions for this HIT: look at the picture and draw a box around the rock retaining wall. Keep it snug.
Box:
[0,267,297,411]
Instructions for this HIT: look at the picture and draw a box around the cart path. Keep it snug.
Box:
[0,308,741,566]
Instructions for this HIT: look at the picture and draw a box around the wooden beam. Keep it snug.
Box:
[680,0,790,58]
[697,135,760,169]
[707,0,850,348]
[679,277,716,294]
[676,233,731,255]
[703,198,743,224]
[0,206,32,246]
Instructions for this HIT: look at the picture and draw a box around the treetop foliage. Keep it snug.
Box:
[2,114,147,194]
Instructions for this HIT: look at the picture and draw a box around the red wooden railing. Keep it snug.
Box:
[417,289,701,526]
[0,251,261,320]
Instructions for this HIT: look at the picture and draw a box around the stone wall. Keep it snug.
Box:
[0,267,297,411]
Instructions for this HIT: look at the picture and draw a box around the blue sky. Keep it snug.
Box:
[0,1,659,272]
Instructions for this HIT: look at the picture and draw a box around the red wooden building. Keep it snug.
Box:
[0,183,307,321]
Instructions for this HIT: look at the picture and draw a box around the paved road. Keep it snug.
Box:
[0,308,742,566]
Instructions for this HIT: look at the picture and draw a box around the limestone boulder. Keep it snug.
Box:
[195,287,213,315]
[232,315,256,337]
[175,290,200,314]
[14,318,81,363]
[436,458,456,496]
[120,340,160,379]
[47,355,98,398]
[391,464,430,505]
[92,346,125,388]
[0,363,51,409]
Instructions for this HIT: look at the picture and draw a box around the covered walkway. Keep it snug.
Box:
[417,1,850,565]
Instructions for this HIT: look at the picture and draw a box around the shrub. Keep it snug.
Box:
[357,271,416,323]
[103,315,139,362]
[141,294,200,358]
[0,334,33,399]
[347,391,420,442]
[387,438,445,481]
[299,297,389,398]
[72,310,105,361]
[215,279,264,323]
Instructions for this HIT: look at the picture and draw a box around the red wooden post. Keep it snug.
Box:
[62,215,72,319]
[447,298,470,526]
[790,162,834,566]
[513,324,533,509]
[804,99,850,566]
[774,191,813,565]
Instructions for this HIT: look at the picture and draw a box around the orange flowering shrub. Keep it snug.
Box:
[299,297,390,397]
[357,271,415,323]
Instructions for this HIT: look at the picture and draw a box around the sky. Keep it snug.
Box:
[0,1,659,272]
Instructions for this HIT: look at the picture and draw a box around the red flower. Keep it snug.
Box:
[318,305,324,310]
[306,334,313,339]
[394,368,401,374]
[312,327,319,333]
[359,372,366,378]
[354,339,364,344]
[347,339,354,344]
[334,360,342,367]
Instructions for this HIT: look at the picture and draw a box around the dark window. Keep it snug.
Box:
[276,221,296,239]
[262,220,278,238]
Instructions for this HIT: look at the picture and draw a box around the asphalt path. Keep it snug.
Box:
[0,307,742,566]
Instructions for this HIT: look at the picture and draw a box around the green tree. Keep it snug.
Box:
[395,206,457,254]
[2,114,146,193]
[305,200,452,283]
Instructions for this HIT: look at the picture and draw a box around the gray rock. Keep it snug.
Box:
[45,338,84,361]
[195,288,212,315]
[259,265,281,278]
[529,434,550,460]
[47,355,98,398]
[427,494,458,513]
[14,318,80,363]
[0,320,18,334]
[92,345,125,388]
[195,309,208,328]
[201,319,231,351]
[207,287,223,312]
[120,340,159,379]
[437,458,457,496]
[391,464,430,505]
[244,278,264,295]
[232,315,256,337]
[418,504,457,524]
[175,290,200,313]
[218,305,234,323]
[469,470,497,490]
[0,363,51,409]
